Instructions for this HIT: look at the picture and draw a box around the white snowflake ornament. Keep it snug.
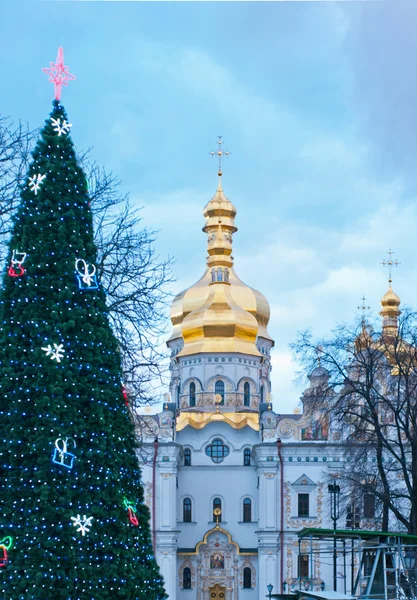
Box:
[28,173,46,195]
[71,514,93,536]
[41,343,65,363]
[51,117,72,136]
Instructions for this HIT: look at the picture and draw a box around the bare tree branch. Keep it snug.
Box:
[292,311,417,534]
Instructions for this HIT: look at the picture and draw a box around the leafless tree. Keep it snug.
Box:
[293,311,417,534]
[86,162,174,408]
[0,116,174,409]
[0,116,36,249]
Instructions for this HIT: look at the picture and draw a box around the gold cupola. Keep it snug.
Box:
[379,280,401,337]
[168,168,274,358]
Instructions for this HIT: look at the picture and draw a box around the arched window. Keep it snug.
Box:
[183,567,192,589]
[183,498,192,522]
[217,267,223,282]
[215,380,225,405]
[244,382,250,406]
[211,269,216,283]
[177,384,181,407]
[184,448,191,466]
[224,269,229,282]
[243,498,252,523]
[189,382,196,407]
[243,448,251,466]
[206,439,230,464]
[260,385,264,403]
[213,497,222,521]
[243,567,252,589]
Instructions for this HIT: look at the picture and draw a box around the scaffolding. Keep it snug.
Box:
[296,529,417,600]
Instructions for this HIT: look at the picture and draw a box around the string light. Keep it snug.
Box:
[0,98,165,597]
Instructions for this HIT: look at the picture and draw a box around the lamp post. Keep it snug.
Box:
[328,480,340,592]
[405,548,417,590]
[267,583,273,599]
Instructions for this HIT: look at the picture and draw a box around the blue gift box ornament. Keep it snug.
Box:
[52,437,76,470]
[75,258,98,290]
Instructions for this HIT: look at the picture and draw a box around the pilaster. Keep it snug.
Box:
[155,443,181,599]
[254,444,279,596]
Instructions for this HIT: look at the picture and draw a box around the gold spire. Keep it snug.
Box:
[203,146,237,273]
[380,250,401,336]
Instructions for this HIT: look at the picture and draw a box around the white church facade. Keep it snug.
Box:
[137,162,389,599]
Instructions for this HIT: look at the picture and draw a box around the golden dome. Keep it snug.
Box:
[380,284,401,310]
[354,321,374,353]
[379,281,401,336]
[168,176,274,357]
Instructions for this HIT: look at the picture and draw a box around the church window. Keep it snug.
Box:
[213,497,222,521]
[224,269,229,282]
[243,448,251,466]
[215,380,225,404]
[189,382,196,407]
[244,382,250,406]
[299,554,309,579]
[183,498,192,522]
[298,493,309,517]
[364,493,375,518]
[243,567,252,589]
[243,498,252,522]
[177,385,181,407]
[217,267,223,282]
[184,448,191,466]
[206,439,229,464]
[260,385,264,403]
[211,269,216,283]
[183,567,191,589]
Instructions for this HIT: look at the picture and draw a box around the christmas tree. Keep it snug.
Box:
[0,49,166,599]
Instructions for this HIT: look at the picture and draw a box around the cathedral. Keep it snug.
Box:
[138,158,400,600]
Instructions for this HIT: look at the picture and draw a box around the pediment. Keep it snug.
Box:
[292,474,316,487]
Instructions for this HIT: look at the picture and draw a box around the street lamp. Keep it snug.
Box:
[267,583,274,599]
[328,480,340,592]
[321,581,326,591]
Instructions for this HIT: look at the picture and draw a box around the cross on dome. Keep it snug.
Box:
[357,295,371,325]
[381,248,400,285]
[210,136,230,178]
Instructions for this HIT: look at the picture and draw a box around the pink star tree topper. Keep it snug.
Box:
[42,47,76,101]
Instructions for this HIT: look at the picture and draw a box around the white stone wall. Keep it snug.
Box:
[139,429,349,599]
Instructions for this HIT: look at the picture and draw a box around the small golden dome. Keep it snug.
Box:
[379,282,401,336]
[380,284,401,309]
[354,321,374,352]
[168,176,274,356]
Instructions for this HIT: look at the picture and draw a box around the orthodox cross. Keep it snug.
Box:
[357,296,370,325]
[210,136,230,177]
[381,248,400,284]
[43,47,76,101]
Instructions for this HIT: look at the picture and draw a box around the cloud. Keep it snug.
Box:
[342,0,417,178]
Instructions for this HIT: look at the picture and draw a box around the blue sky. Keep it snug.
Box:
[1,0,417,412]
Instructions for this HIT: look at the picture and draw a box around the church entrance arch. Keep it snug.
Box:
[196,526,240,600]
[209,583,226,599]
